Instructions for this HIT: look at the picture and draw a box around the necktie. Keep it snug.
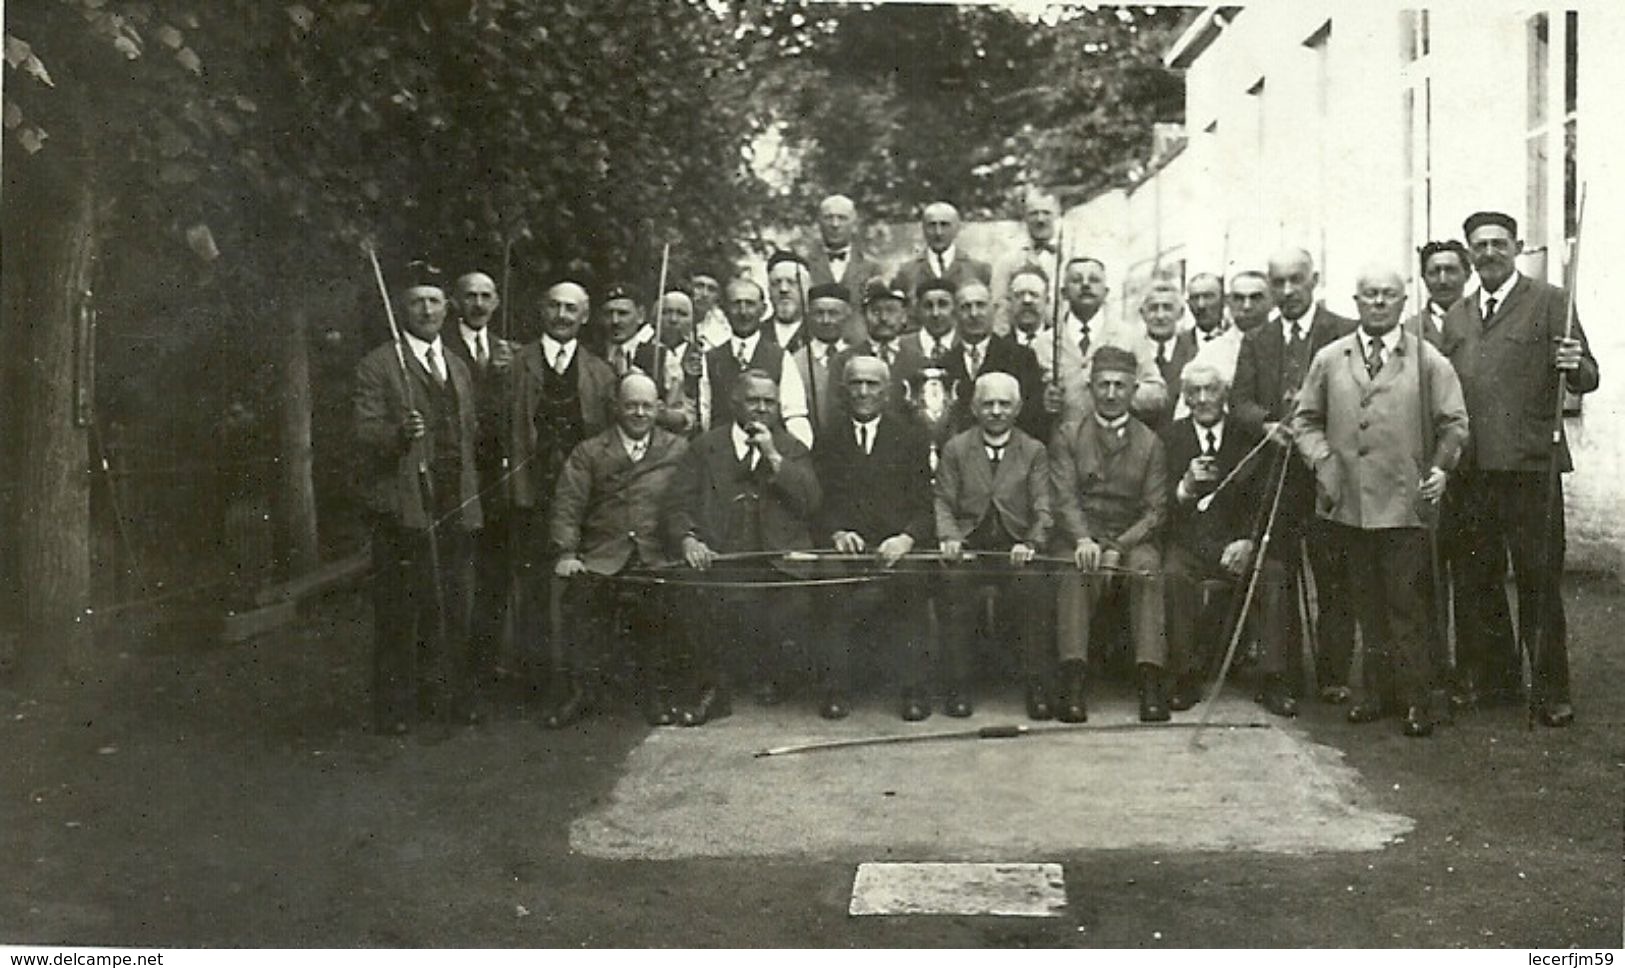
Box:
[1078,331,1091,360]
[475,332,488,366]
[1290,322,1304,345]
[1366,337,1385,379]
[1483,296,1498,322]
[735,341,750,368]
[987,444,1004,469]
[614,345,630,375]
[857,422,870,454]
[879,343,895,367]
[553,347,569,375]
[629,438,647,462]
[1203,429,1218,457]
[967,344,983,376]
[426,345,446,385]
[1155,342,1169,366]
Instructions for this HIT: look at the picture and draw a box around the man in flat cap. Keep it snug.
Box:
[805,194,884,343]
[765,251,812,354]
[908,277,960,366]
[353,260,481,740]
[1048,345,1169,723]
[602,282,654,379]
[793,281,857,435]
[1438,211,1599,726]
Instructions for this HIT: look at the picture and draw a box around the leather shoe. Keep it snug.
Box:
[1056,662,1088,724]
[901,692,931,722]
[1402,706,1434,737]
[542,682,594,729]
[1259,676,1299,718]
[1346,699,1391,724]
[1138,666,1171,723]
[1024,681,1054,721]
[1538,701,1575,728]
[680,684,731,727]
[820,693,851,720]
[1166,677,1201,712]
[944,693,973,718]
[1318,685,1352,705]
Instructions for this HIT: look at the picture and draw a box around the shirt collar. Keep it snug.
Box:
[616,325,655,351]
[458,322,488,352]
[1094,412,1130,433]
[1195,416,1226,444]
[403,331,443,367]
[1480,271,1519,311]
[1272,307,1314,332]
[982,430,1013,449]
[920,330,955,353]
[929,244,957,270]
[729,423,752,461]
[617,426,650,458]
[540,334,576,368]
[1359,325,1404,356]
[732,330,761,355]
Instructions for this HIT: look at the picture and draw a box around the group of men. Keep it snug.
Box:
[353,191,1597,743]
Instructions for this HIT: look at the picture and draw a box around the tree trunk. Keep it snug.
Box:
[8,167,98,687]
[276,303,320,577]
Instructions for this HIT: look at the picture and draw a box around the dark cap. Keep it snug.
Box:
[807,281,849,303]
[1091,345,1138,377]
[400,258,445,291]
[766,249,806,272]
[1463,210,1518,240]
[601,281,642,305]
[914,276,956,300]
[863,277,907,306]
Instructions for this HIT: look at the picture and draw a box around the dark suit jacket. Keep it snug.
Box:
[891,251,993,307]
[1438,275,1599,473]
[444,327,510,501]
[1146,329,1200,432]
[506,340,618,511]
[814,413,934,545]
[938,335,1051,444]
[1162,416,1265,564]
[704,336,790,432]
[550,427,687,572]
[806,246,885,345]
[353,340,483,531]
[1230,305,1356,429]
[632,340,696,435]
[934,427,1051,547]
[664,424,820,554]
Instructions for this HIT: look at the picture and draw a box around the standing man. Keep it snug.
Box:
[507,281,618,708]
[447,269,515,712]
[688,268,733,352]
[1230,248,1358,705]
[991,188,1063,334]
[1185,272,1244,386]
[805,194,884,344]
[1161,362,1296,715]
[934,373,1054,719]
[793,282,857,434]
[1411,240,1473,345]
[765,251,812,353]
[1294,264,1469,736]
[1140,280,1198,432]
[839,278,915,410]
[1049,346,1170,724]
[815,356,936,721]
[940,281,1049,445]
[549,373,689,727]
[702,277,813,447]
[633,287,699,436]
[353,261,482,740]
[1037,257,1166,426]
[1006,266,1053,351]
[907,277,960,365]
[666,370,821,722]
[1439,211,1599,726]
[602,282,654,378]
[892,202,993,310]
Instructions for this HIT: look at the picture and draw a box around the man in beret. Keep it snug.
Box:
[910,277,961,364]
[892,202,993,312]
[793,281,857,435]
[688,268,733,352]
[1410,240,1473,347]
[805,194,885,343]
[1438,211,1599,726]
[1048,345,1169,723]
[353,260,481,740]
[765,251,812,354]
[602,282,654,379]
[632,287,700,436]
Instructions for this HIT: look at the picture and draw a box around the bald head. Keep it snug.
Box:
[615,372,659,439]
[1267,247,1318,321]
[1352,262,1407,335]
[454,271,499,329]
[842,354,891,420]
[818,194,857,249]
[922,202,961,254]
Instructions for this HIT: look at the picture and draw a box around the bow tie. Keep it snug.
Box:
[827,248,849,260]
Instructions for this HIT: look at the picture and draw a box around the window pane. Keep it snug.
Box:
[1564,118,1578,240]
[1565,11,1578,115]
[1527,13,1549,127]
[1526,134,1548,248]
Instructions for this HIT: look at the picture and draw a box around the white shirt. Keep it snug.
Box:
[731,330,762,365]
[611,325,655,373]
[773,318,803,349]
[982,429,1012,463]
[826,247,850,280]
[1479,270,1519,318]
[729,423,759,470]
[727,330,812,448]
[961,337,991,377]
[540,334,577,373]
[618,426,650,462]
[1175,329,1244,421]
[458,322,490,363]
[1271,307,1313,343]
[1359,325,1403,368]
[852,416,880,455]
[915,329,955,359]
[404,331,447,379]
[1194,417,1226,455]
[929,244,958,278]
[696,308,732,351]
[1093,412,1130,437]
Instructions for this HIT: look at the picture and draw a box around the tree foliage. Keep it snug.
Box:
[743,2,1186,222]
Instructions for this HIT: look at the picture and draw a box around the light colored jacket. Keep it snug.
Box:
[1292,329,1469,529]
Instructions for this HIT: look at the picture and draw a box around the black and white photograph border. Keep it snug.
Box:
[0,0,1621,953]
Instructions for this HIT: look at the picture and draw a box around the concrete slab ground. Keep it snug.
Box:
[849,862,1067,917]
[569,696,1414,861]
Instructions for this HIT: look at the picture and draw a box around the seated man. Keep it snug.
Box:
[1049,346,1169,723]
[664,368,821,724]
[1160,362,1297,715]
[549,374,690,728]
[934,373,1054,719]
[814,355,935,721]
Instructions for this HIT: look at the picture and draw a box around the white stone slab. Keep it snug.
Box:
[848,862,1066,917]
